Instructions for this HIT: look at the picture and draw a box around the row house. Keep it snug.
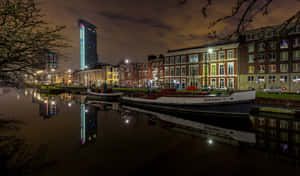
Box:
[164,41,239,89]
[239,24,300,92]
[119,63,138,87]
[137,62,151,88]
[148,55,164,88]
[105,65,119,87]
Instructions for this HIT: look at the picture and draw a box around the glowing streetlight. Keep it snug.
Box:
[208,139,213,145]
[208,48,213,54]
[68,69,72,73]
[125,59,129,64]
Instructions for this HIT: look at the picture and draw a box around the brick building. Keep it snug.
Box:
[164,41,239,89]
[148,55,164,88]
[239,24,300,92]
[119,63,138,87]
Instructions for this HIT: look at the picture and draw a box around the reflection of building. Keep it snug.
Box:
[81,104,97,145]
[79,19,98,70]
[250,115,300,160]
[32,92,58,119]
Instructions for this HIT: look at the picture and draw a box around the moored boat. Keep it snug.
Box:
[86,89,123,101]
[121,90,256,115]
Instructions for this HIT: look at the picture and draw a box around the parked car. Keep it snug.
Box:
[263,87,282,94]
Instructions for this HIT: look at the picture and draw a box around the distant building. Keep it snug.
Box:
[79,19,98,70]
[46,53,58,71]
[148,55,164,88]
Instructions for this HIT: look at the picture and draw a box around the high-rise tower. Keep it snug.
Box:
[79,19,98,70]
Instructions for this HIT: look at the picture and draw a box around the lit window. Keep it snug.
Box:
[280,51,289,61]
[175,56,181,64]
[259,65,265,73]
[165,57,169,64]
[181,56,186,63]
[280,64,288,72]
[269,64,276,73]
[248,66,254,73]
[227,50,234,59]
[219,51,225,60]
[170,57,175,64]
[189,55,199,63]
[280,40,289,49]
[248,44,254,53]
[293,50,300,61]
[228,78,234,88]
[211,79,216,88]
[210,52,217,61]
[248,76,254,82]
[280,76,288,83]
[293,63,300,72]
[228,62,234,75]
[181,66,186,76]
[219,64,225,75]
[219,79,225,88]
[268,76,276,83]
[248,54,254,63]
[210,64,216,75]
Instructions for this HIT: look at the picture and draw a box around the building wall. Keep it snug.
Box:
[238,25,300,92]
[164,42,239,89]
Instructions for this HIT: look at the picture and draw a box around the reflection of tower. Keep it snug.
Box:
[78,19,98,70]
[81,104,97,145]
[39,97,57,119]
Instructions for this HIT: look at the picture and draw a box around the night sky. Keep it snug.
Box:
[39,0,300,71]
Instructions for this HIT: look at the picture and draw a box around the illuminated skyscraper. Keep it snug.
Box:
[81,104,98,145]
[78,19,98,70]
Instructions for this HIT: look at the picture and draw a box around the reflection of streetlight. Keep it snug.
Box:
[68,102,72,107]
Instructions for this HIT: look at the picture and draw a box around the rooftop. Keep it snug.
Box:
[167,40,238,53]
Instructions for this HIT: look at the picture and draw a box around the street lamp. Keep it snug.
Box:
[68,69,72,73]
[125,59,129,64]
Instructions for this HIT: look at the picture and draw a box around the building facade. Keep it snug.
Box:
[79,19,98,70]
[164,42,239,89]
[148,55,164,88]
[239,25,300,92]
[119,63,138,87]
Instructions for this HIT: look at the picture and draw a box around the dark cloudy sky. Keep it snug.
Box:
[39,0,300,71]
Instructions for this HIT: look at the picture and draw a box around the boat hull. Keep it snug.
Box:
[121,90,256,115]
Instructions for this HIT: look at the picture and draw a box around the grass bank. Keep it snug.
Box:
[256,92,300,101]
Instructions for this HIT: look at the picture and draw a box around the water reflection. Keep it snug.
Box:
[250,115,300,162]
[32,92,58,119]
[8,89,300,169]
[80,104,98,145]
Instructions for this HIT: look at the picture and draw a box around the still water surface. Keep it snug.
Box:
[0,88,299,176]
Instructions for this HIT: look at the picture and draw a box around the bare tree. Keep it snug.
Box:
[179,0,300,40]
[0,0,68,83]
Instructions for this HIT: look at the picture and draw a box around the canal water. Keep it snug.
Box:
[0,88,299,176]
